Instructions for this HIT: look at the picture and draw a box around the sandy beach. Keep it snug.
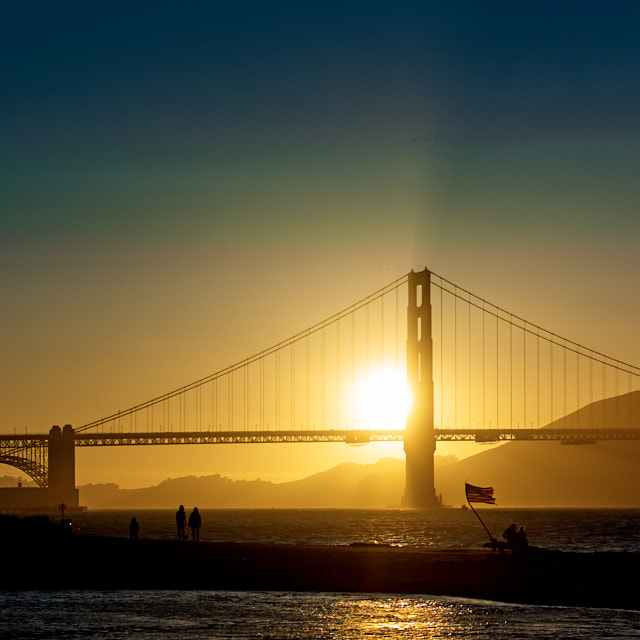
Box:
[2,531,638,610]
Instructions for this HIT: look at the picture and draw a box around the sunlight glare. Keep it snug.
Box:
[354,367,411,429]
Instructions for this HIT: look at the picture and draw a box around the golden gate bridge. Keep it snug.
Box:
[1,268,639,508]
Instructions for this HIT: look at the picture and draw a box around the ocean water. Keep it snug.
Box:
[3,509,640,638]
[1,590,639,639]
[65,507,640,552]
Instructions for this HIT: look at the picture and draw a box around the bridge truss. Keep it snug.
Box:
[0,435,49,487]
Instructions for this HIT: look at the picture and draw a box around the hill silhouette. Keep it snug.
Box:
[79,393,640,508]
[438,391,640,507]
[437,440,640,507]
[80,457,407,508]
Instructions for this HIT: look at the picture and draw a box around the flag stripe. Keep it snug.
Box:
[465,483,496,504]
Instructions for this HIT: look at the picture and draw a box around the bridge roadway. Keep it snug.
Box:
[1,427,640,449]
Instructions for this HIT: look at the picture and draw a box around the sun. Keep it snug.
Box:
[353,367,411,429]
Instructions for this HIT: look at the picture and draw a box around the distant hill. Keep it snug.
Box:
[80,438,640,508]
[79,392,640,509]
[79,457,411,509]
[436,440,640,507]
[437,391,640,507]
[545,389,640,431]
[81,456,456,509]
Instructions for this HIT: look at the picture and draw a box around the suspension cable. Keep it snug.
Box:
[430,272,639,376]
[78,274,408,432]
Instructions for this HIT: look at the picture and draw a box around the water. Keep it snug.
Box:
[2,591,639,639]
[66,507,640,552]
[3,509,640,638]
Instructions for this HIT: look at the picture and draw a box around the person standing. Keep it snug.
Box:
[188,507,201,541]
[129,516,139,540]
[176,505,187,540]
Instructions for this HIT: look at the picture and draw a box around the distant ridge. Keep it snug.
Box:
[79,393,640,508]
[544,390,640,431]
[436,439,640,507]
[437,391,640,507]
[80,457,409,509]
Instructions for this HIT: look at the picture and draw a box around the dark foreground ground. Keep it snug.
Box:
[1,519,638,610]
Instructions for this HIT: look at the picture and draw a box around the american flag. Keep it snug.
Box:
[465,483,496,504]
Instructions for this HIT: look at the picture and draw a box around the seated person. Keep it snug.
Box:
[502,523,518,545]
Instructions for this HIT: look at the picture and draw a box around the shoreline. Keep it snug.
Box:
[1,533,638,609]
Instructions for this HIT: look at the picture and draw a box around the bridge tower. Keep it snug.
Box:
[403,268,439,508]
[48,424,79,507]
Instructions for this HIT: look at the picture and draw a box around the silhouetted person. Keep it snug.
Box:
[515,525,528,547]
[129,516,139,540]
[176,505,187,540]
[188,507,201,541]
[502,523,528,553]
[502,523,518,545]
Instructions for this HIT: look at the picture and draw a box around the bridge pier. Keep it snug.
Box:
[403,269,439,509]
[48,424,79,508]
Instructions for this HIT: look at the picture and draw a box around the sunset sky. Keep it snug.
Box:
[1,2,639,487]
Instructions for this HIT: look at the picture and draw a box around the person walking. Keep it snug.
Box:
[188,507,201,541]
[176,505,187,540]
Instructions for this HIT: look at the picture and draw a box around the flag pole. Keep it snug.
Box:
[466,494,495,544]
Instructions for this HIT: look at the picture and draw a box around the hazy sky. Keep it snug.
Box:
[2,2,639,487]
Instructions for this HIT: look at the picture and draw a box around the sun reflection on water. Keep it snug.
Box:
[1,590,636,638]
[334,597,474,638]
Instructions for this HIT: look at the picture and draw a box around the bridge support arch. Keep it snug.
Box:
[403,268,439,508]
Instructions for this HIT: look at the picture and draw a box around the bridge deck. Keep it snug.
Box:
[71,428,640,445]
[2,428,639,448]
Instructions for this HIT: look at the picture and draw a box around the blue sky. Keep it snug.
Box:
[1,2,639,485]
